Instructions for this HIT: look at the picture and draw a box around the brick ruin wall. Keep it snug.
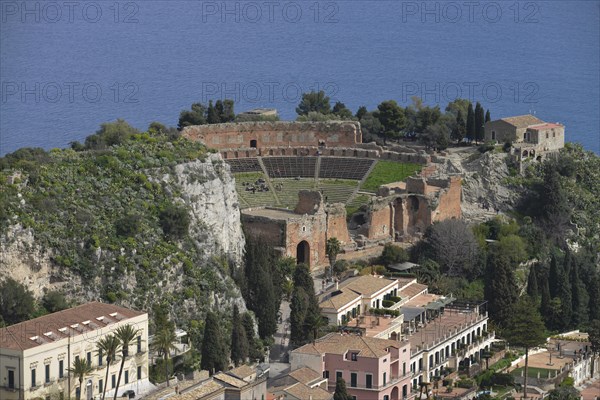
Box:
[182,121,361,150]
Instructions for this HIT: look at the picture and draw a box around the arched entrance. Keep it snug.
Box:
[86,379,93,400]
[391,386,399,400]
[296,241,310,266]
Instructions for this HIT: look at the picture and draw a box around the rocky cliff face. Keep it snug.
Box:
[0,152,247,321]
[433,150,523,222]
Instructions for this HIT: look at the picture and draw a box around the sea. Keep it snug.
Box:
[1,0,599,155]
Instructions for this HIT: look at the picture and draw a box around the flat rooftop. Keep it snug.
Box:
[345,314,403,338]
[407,309,483,352]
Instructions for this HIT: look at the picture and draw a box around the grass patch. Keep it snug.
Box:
[361,160,422,192]
[346,194,372,217]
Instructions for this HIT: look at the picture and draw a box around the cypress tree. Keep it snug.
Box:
[548,254,560,298]
[527,264,539,299]
[290,287,309,348]
[466,103,475,142]
[230,304,249,366]
[333,378,351,400]
[201,311,226,374]
[451,110,466,143]
[558,252,573,329]
[485,109,491,123]
[484,251,518,327]
[589,272,600,321]
[475,102,485,143]
[214,100,224,123]
[570,258,587,327]
[207,100,220,124]
[540,271,551,318]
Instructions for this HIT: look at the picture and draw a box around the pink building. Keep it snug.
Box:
[290,333,415,400]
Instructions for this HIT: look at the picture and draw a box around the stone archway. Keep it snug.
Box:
[391,386,399,400]
[296,241,310,266]
[86,379,93,400]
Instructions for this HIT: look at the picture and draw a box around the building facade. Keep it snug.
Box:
[0,302,150,400]
[291,333,414,400]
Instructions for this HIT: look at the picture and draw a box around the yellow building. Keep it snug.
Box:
[0,302,150,400]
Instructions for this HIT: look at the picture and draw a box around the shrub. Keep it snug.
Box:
[478,142,495,153]
[159,204,190,238]
[389,296,402,303]
[115,214,141,237]
[456,378,475,388]
[380,243,409,266]
[382,300,395,308]
[491,373,514,386]
[369,308,400,317]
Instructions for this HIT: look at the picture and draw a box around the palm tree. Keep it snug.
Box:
[68,358,94,400]
[113,324,140,400]
[151,328,177,386]
[96,334,121,400]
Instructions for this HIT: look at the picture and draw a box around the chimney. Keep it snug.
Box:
[335,280,339,290]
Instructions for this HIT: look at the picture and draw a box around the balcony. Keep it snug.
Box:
[329,373,412,392]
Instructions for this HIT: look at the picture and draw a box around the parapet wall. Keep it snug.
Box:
[182,121,361,150]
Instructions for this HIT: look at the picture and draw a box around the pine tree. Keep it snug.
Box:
[220,99,236,122]
[503,297,547,400]
[484,251,518,327]
[475,102,485,144]
[485,109,491,123]
[214,100,224,123]
[201,311,226,374]
[241,313,263,362]
[230,304,249,366]
[333,378,351,400]
[466,103,475,142]
[527,264,539,299]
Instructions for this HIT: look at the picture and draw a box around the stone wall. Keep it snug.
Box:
[182,121,361,151]
[325,204,352,245]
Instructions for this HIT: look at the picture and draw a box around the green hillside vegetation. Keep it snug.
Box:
[0,122,242,324]
[361,160,422,192]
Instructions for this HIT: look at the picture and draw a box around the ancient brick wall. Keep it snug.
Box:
[432,176,462,222]
[366,200,393,241]
[286,214,327,268]
[182,121,361,151]
[239,215,286,246]
[325,204,352,245]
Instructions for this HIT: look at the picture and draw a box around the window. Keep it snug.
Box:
[8,370,15,389]
[384,396,389,400]
[125,370,129,384]
[383,372,387,386]
[366,374,372,389]
[75,355,80,363]
[336,371,342,382]
[31,368,36,388]
[59,360,64,378]
[350,373,357,388]
[99,349,103,366]
[137,336,142,353]
[111,374,116,389]
[99,379,103,394]
[137,366,142,380]
[87,352,92,365]
[323,370,329,379]
[351,352,358,361]
[45,364,50,383]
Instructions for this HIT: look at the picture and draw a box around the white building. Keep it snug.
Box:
[0,302,151,400]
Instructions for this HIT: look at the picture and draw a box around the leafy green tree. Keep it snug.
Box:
[503,297,546,400]
[333,377,351,400]
[416,105,441,132]
[374,100,406,144]
[466,103,475,142]
[151,326,177,386]
[230,304,249,366]
[359,111,384,143]
[178,103,207,129]
[201,311,227,374]
[148,121,167,135]
[68,358,94,400]
[0,277,35,325]
[484,252,518,327]
[379,243,409,267]
[85,119,139,150]
[332,102,353,119]
[96,335,121,400]
[355,106,368,120]
[548,254,560,298]
[216,99,235,122]
[42,291,69,313]
[496,234,528,264]
[445,98,471,117]
[296,91,331,116]
[159,204,190,239]
[113,324,140,400]
[115,213,141,238]
[547,386,580,400]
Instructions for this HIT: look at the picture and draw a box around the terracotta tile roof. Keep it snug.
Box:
[228,364,255,380]
[292,332,403,358]
[213,372,247,388]
[398,282,428,300]
[0,302,145,351]
[527,123,563,130]
[284,383,332,400]
[288,367,322,386]
[178,380,224,400]
[344,275,398,297]
[319,289,361,310]
[499,115,545,128]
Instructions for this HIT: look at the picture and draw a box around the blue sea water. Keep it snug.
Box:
[1,0,599,155]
